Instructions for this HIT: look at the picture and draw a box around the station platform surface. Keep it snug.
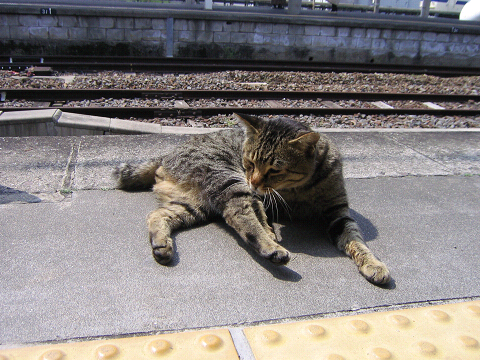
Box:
[1,128,480,359]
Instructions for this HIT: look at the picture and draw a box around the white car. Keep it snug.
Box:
[460,0,480,20]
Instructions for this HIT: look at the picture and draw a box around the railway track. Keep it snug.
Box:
[1,89,480,119]
[2,56,480,77]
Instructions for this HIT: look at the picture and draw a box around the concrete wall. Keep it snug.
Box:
[1,3,480,66]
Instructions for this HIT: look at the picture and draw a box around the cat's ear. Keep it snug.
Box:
[234,113,264,136]
[289,132,320,156]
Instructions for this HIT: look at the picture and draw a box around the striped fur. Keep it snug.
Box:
[114,114,390,284]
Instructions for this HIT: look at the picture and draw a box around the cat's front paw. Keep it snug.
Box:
[360,261,391,285]
[267,248,291,265]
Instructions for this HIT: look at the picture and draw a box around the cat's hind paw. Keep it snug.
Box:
[150,235,174,265]
[152,245,174,265]
[359,261,391,285]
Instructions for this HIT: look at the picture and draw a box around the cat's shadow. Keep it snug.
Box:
[276,209,378,257]
[165,209,393,287]
[216,209,379,283]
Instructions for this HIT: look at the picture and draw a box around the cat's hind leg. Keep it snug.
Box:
[147,204,207,264]
[148,168,208,264]
[328,214,391,285]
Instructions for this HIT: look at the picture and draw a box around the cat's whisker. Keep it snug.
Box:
[267,188,280,223]
[271,188,292,220]
[263,188,272,211]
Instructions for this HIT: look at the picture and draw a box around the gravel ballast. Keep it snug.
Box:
[1,70,479,129]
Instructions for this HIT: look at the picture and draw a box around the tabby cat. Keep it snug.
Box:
[114,114,390,285]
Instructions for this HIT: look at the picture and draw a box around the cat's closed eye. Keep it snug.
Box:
[267,168,282,175]
[244,160,254,170]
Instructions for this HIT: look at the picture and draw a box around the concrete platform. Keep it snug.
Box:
[0,110,220,137]
[1,129,480,357]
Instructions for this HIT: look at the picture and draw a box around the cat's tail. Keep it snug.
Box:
[114,159,162,190]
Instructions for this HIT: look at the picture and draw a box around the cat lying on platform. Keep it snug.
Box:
[114,114,390,285]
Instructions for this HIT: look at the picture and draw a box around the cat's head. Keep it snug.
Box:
[235,113,320,195]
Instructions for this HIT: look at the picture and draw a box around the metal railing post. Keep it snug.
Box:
[420,0,431,17]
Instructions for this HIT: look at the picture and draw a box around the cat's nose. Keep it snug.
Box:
[250,172,262,188]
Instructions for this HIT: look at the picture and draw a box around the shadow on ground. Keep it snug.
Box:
[0,185,42,204]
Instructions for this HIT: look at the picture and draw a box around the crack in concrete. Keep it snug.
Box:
[61,139,81,192]
[384,132,452,173]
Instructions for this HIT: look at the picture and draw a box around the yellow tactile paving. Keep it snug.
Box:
[243,300,480,360]
[0,329,238,360]
[1,301,479,360]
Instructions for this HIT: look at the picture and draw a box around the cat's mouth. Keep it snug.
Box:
[251,186,265,195]
[250,184,277,197]
[248,182,266,195]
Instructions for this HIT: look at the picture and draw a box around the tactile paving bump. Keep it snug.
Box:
[1,301,479,360]
[0,329,238,360]
[244,300,480,360]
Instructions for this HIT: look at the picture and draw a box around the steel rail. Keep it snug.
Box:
[2,89,480,102]
[2,56,480,76]
[2,106,479,117]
